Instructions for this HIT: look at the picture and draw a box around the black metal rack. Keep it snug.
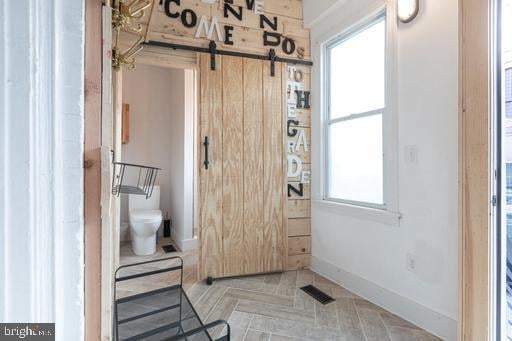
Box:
[114,257,231,341]
[112,161,161,199]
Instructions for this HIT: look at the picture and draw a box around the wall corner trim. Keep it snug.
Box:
[310,256,457,341]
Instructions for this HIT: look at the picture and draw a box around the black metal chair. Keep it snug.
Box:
[114,256,230,341]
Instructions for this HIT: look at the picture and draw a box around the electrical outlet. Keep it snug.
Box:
[406,253,417,272]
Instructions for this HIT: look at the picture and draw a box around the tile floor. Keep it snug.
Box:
[119,241,441,341]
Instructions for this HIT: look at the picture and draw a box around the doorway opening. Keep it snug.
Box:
[117,63,199,288]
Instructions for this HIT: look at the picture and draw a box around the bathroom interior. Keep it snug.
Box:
[119,63,197,264]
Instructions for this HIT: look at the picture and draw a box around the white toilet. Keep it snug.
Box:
[129,186,163,256]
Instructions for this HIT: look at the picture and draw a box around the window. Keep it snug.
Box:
[325,14,386,208]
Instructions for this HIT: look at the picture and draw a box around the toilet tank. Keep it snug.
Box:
[129,186,160,211]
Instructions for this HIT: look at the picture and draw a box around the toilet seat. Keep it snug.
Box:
[130,209,162,223]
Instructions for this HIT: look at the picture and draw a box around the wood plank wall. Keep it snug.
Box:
[84,0,103,339]
[123,0,310,60]
[285,65,311,270]
[459,0,492,339]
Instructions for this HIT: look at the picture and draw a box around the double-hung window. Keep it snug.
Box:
[325,14,387,208]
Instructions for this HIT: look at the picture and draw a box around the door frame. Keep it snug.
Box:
[459,0,497,340]
[84,0,103,339]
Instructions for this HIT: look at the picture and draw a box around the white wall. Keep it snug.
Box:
[0,0,85,340]
[303,0,342,27]
[121,64,195,250]
[308,0,458,339]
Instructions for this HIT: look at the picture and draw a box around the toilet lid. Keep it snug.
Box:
[130,209,162,222]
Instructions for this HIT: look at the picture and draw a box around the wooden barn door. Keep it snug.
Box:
[199,54,286,280]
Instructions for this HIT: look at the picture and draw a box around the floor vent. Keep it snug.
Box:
[300,285,335,305]
[162,244,177,253]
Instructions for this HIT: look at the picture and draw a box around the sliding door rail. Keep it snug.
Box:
[144,40,313,74]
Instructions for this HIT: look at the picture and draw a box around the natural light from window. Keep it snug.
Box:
[326,17,385,206]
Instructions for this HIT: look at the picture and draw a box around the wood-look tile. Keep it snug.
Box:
[276,271,298,296]
[249,315,341,341]
[194,285,227,320]
[227,311,253,341]
[295,270,314,288]
[330,285,358,299]
[269,334,307,341]
[315,301,339,329]
[264,273,283,286]
[387,326,443,341]
[186,281,210,305]
[215,278,278,293]
[225,288,294,307]
[335,298,366,341]
[244,329,271,341]
[379,311,421,330]
[353,298,387,313]
[293,288,315,311]
[236,299,315,323]
[119,244,440,341]
[206,296,239,338]
[313,273,338,288]
[356,308,391,341]
[229,311,254,329]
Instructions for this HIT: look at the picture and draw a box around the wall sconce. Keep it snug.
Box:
[398,0,419,23]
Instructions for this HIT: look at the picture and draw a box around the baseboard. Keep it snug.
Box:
[311,256,457,341]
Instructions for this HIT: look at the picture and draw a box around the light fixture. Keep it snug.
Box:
[398,0,419,23]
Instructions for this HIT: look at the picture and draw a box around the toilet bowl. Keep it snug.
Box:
[129,186,162,256]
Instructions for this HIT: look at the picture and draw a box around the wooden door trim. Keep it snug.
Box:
[459,0,494,340]
[84,0,103,339]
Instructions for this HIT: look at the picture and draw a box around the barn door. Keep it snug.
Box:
[199,54,286,279]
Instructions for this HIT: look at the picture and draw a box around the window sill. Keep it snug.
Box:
[312,199,402,227]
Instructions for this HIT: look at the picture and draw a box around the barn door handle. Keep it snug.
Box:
[203,136,210,169]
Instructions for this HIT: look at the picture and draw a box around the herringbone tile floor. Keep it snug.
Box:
[119,241,442,341]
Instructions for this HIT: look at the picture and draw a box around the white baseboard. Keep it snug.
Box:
[311,256,457,341]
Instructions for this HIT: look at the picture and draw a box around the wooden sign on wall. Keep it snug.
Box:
[126,0,311,60]
[286,64,311,270]
[159,0,307,59]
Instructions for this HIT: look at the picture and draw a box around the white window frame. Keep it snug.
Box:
[323,13,387,210]
[313,2,400,225]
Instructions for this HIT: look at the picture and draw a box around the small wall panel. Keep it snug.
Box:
[288,218,311,237]
[287,254,311,271]
[288,236,311,255]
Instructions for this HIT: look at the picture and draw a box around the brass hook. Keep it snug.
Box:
[112,0,152,70]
